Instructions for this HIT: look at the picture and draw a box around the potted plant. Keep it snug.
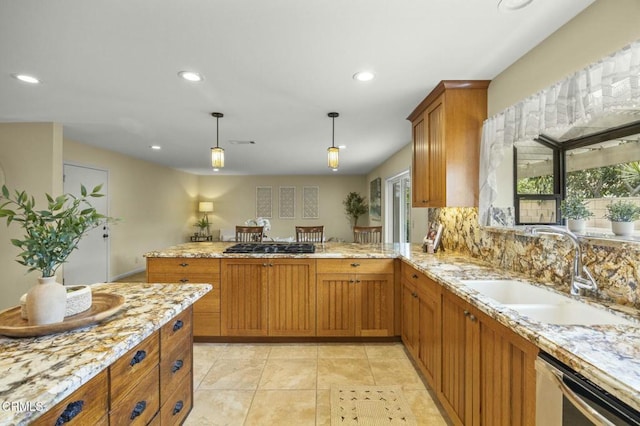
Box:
[604,200,640,236]
[0,184,107,325]
[560,196,593,233]
[195,217,209,236]
[343,192,368,228]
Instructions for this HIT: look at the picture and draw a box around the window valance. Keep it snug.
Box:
[479,39,640,225]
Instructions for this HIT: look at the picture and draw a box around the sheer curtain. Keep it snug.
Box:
[479,39,640,226]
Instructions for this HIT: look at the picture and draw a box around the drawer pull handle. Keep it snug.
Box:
[412,274,418,279]
[463,310,470,317]
[179,263,189,267]
[469,314,477,322]
[173,320,184,332]
[179,278,189,283]
[172,359,184,373]
[55,400,84,425]
[130,350,146,366]
[350,263,360,267]
[173,400,184,416]
[130,401,147,420]
[412,292,418,298]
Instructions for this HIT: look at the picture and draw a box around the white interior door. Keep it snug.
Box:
[63,164,109,285]
[385,171,411,243]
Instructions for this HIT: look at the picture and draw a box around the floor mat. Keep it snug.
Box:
[331,385,418,425]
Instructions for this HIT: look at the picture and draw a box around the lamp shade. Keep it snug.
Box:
[198,201,214,213]
[211,147,224,169]
[327,146,339,170]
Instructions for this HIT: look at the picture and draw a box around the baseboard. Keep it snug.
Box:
[111,267,146,282]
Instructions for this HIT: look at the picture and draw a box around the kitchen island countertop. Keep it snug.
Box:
[146,241,640,411]
[0,282,211,425]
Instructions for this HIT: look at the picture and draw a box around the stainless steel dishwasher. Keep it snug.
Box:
[536,352,640,425]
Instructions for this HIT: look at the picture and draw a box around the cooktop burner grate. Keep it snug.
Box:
[223,242,316,254]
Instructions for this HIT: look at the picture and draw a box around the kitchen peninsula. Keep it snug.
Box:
[146,241,640,423]
[0,282,210,425]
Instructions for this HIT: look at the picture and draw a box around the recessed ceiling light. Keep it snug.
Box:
[353,71,375,82]
[497,0,533,11]
[150,145,162,150]
[178,71,203,82]
[12,74,40,84]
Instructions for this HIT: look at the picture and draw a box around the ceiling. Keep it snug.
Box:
[0,0,594,176]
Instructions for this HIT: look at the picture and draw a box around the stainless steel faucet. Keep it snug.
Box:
[525,226,598,296]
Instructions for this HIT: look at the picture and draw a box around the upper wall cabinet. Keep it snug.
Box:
[407,80,489,208]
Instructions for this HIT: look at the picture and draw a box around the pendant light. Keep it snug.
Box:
[210,112,224,170]
[327,112,339,171]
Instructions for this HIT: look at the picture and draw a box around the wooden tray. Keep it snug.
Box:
[0,292,125,337]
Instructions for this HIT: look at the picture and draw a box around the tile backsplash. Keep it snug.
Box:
[432,207,640,308]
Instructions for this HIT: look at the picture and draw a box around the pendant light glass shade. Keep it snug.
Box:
[327,112,339,170]
[210,112,224,170]
[327,146,339,170]
[211,147,224,168]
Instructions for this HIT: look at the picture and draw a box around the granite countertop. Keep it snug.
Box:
[0,282,211,426]
[145,241,640,411]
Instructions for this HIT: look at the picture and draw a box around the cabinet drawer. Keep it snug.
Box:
[317,259,394,274]
[147,272,217,284]
[160,334,192,405]
[110,333,159,403]
[147,258,220,274]
[33,370,108,426]
[160,373,192,426]
[194,286,220,313]
[109,366,160,426]
[161,307,192,349]
[194,312,221,337]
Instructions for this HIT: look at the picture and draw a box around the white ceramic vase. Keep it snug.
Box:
[567,219,586,233]
[26,276,67,325]
[611,221,635,236]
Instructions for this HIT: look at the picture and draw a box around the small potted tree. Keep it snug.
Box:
[343,192,368,228]
[0,184,108,325]
[604,200,640,236]
[560,196,593,233]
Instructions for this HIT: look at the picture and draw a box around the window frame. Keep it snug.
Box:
[513,121,640,225]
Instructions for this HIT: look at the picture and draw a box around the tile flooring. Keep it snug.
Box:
[185,342,449,425]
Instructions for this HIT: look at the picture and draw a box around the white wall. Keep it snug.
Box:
[197,174,367,242]
[489,0,640,207]
[63,139,198,278]
[0,123,63,310]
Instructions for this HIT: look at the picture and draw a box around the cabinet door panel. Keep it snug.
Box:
[427,97,445,207]
[357,273,394,336]
[417,281,441,388]
[412,116,428,207]
[401,280,418,356]
[478,315,537,426]
[268,260,316,336]
[221,260,268,336]
[440,291,471,426]
[317,274,355,336]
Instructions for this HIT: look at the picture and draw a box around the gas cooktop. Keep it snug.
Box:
[223,242,316,254]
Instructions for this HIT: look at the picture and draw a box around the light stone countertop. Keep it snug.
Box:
[0,282,211,426]
[146,241,640,411]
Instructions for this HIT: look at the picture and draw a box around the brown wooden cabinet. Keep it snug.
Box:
[407,80,489,207]
[36,308,194,426]
[147,257,220,337]
[401,263,441,389]
[317,259,394,337]
[221,258,316,336]
[439,290,537,426]
[32,370,109,426]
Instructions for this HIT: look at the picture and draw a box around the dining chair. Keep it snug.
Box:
[353,226,382,243]
[235,226,264,242]
[295,225,324,242]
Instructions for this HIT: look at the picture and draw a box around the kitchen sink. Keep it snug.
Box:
[509,301,635,326]
[461,280,568,305]
[461,279,635,326]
